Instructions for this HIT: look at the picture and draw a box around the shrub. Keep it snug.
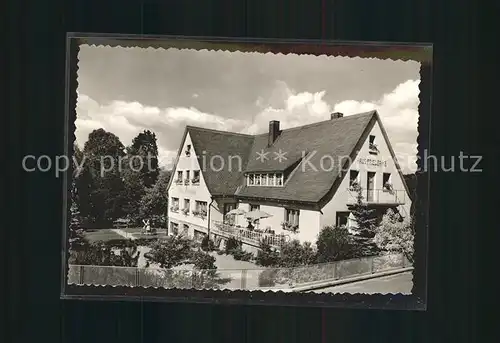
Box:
[191,250,217,270]
[374,209,414,263]
[224,237,241,254]
[258,268,279,287]
[316,225,357,263]
[278,240,316,267]
[231,247,253,261]
[255,240,280,267]
[200,235,215,251]
[145,235,194,268]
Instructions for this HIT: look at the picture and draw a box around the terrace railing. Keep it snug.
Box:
[67,253,411,291]
[347,188,407,205]
[211,221,289,247]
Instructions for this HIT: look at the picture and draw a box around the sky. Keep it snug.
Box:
[75,45,421,173]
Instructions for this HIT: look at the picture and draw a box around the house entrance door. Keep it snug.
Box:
[367,172,375,202]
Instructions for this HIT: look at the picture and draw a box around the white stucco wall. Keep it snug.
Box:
[320,120,412,228]
[167,132,223,236]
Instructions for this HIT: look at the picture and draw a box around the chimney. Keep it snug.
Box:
[268,120,280,146]
[331,112,343,119]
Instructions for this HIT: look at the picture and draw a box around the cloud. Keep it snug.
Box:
[75,93,246,168]
[241,79,420,173]
[333,79,420,172]
[75,79,419,172]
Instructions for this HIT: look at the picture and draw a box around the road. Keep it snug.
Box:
[312,272,413,295]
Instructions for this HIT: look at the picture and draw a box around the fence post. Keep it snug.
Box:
[240,269,247,289]
[79,265,84,284]
[334,261,339,280]
[135,268,140,287]
[370,257,374,274]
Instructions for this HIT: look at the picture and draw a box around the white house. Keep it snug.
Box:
[166,111,412,251]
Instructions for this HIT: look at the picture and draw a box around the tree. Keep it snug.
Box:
[255,240,280,267]
[121,158,146,222]
[139,169,171,226]
[349,185,378,237]
[316,225,358,263]
[77,129,126,226]
[145,235,194,269]
[127,130,160,188]
[374,209,415,263]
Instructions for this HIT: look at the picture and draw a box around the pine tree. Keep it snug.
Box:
[349,185,378,238]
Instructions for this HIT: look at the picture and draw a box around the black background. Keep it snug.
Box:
[5,0,486,342]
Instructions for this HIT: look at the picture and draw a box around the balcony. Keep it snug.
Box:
[347,187,406,205]
[211,221,289,248]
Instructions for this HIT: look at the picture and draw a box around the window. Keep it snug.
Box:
[170,222,179,235]
[369,135,378,154]
[276,173,283,186]
[254,174,261,185]
[194,201,208,218]
[261,174,268,186]
[183,199,190,214]
[383,173,393,191]
[170,197,179,212]
[267,173,275,186]
[192,170,200,184]
[184,170,190,185]
[185,144,191,156]
[246,172,284,187]
[176,171,183,183]
[336,212,350,227]
[250,204,260,211]
[284,209,300,231]
[182,224,189,236]
[349,170,360,189]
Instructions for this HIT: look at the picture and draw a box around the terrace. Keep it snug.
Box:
[347,188,407,205]
[211,221,290,248]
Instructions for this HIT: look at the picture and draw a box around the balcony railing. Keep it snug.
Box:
[347,187,406,205]
[211,221,289,248]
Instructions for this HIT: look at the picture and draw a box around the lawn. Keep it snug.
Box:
[83,229,125,243]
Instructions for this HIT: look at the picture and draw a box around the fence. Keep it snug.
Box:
[67,253,411,291]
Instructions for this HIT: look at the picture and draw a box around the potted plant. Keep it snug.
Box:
[291,224,299,233]
[369,142,379,152]
[181,208,189,215]
[281,221,292,230]
[349,180,360,191]
[170,205,179,212]
[383,182,394,194]
[175,178,183,185]
[191,176,200,185]
[184,178,190,185]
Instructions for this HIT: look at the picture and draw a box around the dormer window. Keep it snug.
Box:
[246,172,283,187]
[369,135,379,154]
[185,144,191,156]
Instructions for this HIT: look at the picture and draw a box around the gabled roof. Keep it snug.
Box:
[236,111,376,202]
[170,110,409,204]
[187,126,254,196]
